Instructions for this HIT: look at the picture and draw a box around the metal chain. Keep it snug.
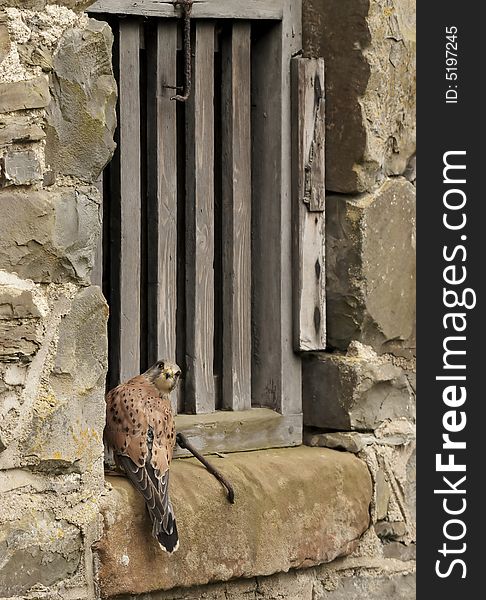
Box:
[171,0,193,102]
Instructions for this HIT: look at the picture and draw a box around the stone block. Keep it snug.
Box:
[0,75,50,113]
[46,18,117,183]
[374,418,416,445]
[97,447,372,597]
[1,149,43,186]
[1,1,47,8]
[0,460,104,597]
[1,1,95,9]
[405,445,416,522]
[0,187,101,283]
[0,319,41,359]
[26,286,108,470]
[0,271,48,319]
[0,271,48,360]
[304,430,366,453]
[109,568,416,600]
[326,179,416,357]
[313,572,416,600]
[0,511,81,596]
[0,20,10,65]
[375,520,407,540]
[383,541,416,561]
[303,345,415,431]
[375,469,390,520]
[0,118,45,146]
[303,0,416,193]
[52,286,108,384]
[304,419,416,453]
[18,42,53,72]
[359,441,416,542]
[58,0,99,10]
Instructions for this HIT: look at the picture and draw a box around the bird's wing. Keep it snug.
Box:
[105,376,150,465]
[105,376,178,552]
[151,396,176,477]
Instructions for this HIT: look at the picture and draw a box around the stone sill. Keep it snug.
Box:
[96,446,372,598]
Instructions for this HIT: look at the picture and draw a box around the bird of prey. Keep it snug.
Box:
[104,360,182,553]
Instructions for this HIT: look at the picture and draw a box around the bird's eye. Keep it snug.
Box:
[158,361,165,369]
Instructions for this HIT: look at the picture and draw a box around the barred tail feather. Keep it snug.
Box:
[150,504,179,553]
[118,454,179,553]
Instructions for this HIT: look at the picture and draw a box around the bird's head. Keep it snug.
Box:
[143,360,182,393]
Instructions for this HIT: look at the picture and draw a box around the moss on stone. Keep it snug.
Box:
[97,446,372,597]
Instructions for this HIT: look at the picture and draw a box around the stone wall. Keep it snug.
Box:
[301,0,416,596]
[110,561,416,600]
[0,1,416,599]
[0,1,115,598]
[97,448,373,598]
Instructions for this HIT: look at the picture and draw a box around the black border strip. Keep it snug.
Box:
[418,2,484,595]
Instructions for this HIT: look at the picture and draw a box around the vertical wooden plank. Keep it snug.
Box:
[291,57,326,351]
[185,22,215,413]
[251,1,303,417]
[146,21,179,413]
[221,23,252,411]
[251,23,285,413]
[91,172,104,288]
[118,19,141,383]
[279,0,303,416]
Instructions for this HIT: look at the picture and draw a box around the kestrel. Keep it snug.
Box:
[104,360,182,553]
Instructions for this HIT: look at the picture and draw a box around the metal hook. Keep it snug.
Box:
[171,0,193,102]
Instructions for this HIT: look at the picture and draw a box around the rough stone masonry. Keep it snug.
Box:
[0,1,416,599]
[302,0,416,596]
[0,1,116,598]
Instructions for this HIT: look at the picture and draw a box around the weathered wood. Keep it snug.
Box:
[251,2,302,417]
[296,61,325,213]
[174,408,302,457]
[91,173,104,288]
[146,21,179,413]
[118,19,141,383]
[185,22,215,414]
[221,23,252,411]
[93,1,304,439]
[89,0,283,20]
[291,57,326,351]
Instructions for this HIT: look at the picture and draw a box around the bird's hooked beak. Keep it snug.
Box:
[162,368,182,392]
[164,367,182,383]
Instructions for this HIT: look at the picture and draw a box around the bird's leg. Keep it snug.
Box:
[176,432,235,504]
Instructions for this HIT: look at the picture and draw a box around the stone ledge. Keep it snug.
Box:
[96,447,372,598]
